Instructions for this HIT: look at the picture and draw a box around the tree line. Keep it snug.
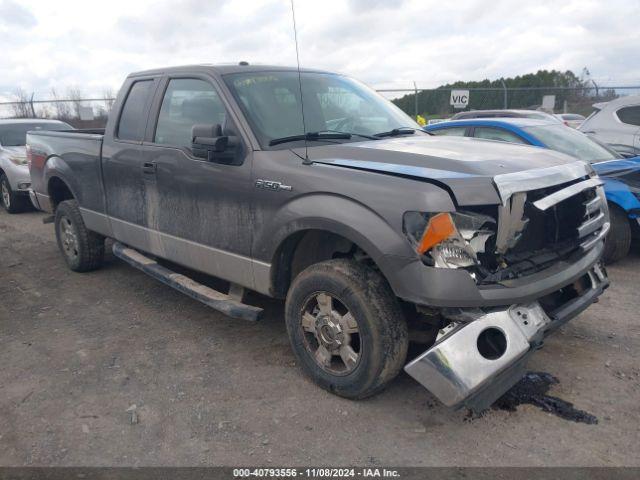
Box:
[392,69,617,118]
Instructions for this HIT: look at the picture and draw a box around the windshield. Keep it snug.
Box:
[224,71,419,148]
[0,122,71,147]
[523,124,619,163]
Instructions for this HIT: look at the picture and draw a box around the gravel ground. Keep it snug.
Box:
[1,209,639,467]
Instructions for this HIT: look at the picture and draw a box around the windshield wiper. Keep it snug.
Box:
[324,130,381,141]
[374,127,421,138]
[269,131,351,146]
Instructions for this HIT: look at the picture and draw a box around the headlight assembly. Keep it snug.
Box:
[403,211,496,269]
[8,155,28,166]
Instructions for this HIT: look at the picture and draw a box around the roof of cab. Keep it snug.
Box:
[128,63,335,78]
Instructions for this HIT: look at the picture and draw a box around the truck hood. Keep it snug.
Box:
[300,135,590,205]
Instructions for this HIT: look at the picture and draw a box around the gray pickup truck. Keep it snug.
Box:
[28,64,610,410]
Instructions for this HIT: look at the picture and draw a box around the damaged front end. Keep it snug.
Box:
[404,161,610,285]
[405,263,608,411]
[403,161,611,410]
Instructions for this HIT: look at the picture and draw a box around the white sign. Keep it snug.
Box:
[541,95,556,112]
[450,90,470,109]
[79,106,94,121]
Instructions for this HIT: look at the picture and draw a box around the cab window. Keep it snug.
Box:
[473,127,526,144]
[117,80,154,141]
[154,78,227,148]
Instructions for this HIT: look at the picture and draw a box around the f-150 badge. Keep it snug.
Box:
[255,179,292,192]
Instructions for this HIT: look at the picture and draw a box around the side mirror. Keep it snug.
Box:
[191,124,238,161]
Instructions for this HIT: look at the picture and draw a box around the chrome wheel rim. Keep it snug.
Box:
[1,181,9,208]
[300,292,361,375]
[59,215,79,260]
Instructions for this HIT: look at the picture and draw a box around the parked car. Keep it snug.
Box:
[0,119,72,213]
[579,95,640,157]
[555,113,585,129]
[28,64,609,411]
[425,118,639,262]
[451,109,562,123]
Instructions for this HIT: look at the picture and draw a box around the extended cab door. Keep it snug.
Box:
[139,76,256,288]
[102,77,158,229]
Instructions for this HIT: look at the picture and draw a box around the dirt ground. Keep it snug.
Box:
[1,209,639,467]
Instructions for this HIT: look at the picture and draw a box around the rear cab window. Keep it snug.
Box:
[117,80,155,141]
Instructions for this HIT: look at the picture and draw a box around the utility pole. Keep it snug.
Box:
[29,92,36,117]
[413,81,418,119]
[501,79,507,109]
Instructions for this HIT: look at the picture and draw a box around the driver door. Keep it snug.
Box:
[140,76,256,288]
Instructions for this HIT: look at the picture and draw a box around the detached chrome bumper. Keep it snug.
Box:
[405,263,608,411]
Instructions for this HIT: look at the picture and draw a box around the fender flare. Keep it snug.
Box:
[43,155,81,203]
[257,193,418,295]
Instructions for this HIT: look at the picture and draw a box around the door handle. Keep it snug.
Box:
[142,162,157,174]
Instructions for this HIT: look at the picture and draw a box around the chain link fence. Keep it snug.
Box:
[0,96,116,128]
[381,85,640,122]
[1,85,639,127]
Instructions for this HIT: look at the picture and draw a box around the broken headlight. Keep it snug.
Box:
[403,211,496,269]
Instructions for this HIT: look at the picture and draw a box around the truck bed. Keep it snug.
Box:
[27,129,106,216]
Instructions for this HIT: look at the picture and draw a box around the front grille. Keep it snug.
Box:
[476,178,609,284]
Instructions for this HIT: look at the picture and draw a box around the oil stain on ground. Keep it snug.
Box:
[493,371,598,424]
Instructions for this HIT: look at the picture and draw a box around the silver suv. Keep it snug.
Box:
[579,95,640,157]
[0,119,72,213]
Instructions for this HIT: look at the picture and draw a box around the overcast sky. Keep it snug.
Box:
[1,0,639,102]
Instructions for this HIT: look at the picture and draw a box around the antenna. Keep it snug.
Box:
[290,0,310,164]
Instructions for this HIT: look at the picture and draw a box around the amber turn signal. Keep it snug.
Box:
[417,213,456,254]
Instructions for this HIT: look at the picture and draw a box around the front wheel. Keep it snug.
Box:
[54,200,105,272]
[1,174,28,214]
[285,259,408,399]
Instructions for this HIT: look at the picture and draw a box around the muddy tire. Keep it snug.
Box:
[285,259,408,399]
[1,173,28,214]
[603,203,631,264]
[54,200,105,272]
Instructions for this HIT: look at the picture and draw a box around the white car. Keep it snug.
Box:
[0,119,72,213]
[579,95,640,157]
[554,113,585,129]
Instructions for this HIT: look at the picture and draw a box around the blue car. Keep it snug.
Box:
[425,118,640,263]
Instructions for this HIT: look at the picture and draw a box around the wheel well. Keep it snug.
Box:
[271,229,376,298]
[48,177,74,210]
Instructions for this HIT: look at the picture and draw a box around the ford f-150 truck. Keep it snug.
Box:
[28,64,610,411]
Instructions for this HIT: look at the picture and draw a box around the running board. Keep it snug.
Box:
[112,242,263,321]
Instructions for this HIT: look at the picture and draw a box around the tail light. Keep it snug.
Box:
[26,145,32,169]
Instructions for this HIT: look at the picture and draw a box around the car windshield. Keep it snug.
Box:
[0,122,71,146]
[224,71,419,148]
[523,124,619,163]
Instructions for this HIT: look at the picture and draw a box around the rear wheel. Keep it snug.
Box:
[54,200,105,272]
[285,259,408,399]
[603,203,631,264]
[0,174,28,214]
